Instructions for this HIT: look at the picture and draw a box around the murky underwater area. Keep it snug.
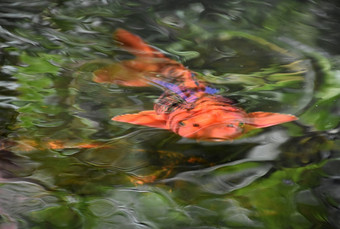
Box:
[1,0,340,228]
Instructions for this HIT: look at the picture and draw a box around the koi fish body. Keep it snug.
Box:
[94,29,297,141]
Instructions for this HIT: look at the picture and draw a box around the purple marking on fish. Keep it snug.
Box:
[152,79,218,103]
[152,79,185,97]
[205,86,219,94]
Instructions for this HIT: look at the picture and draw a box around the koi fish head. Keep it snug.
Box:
[168,108,247,141]
[167,108,297,141]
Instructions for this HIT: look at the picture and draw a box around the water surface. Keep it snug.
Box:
[1,0,340,228]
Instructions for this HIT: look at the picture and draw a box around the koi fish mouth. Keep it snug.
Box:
[179,122,244,142]
[201,137,232,142]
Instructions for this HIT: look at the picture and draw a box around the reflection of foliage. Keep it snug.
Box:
[299,53,340,130]
[12,52,103,141]
[232,164,329,228]
[14,53,63,130]
[1,0,340,228]
[278,135,331,168]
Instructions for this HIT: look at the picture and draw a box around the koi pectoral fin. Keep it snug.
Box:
[246,111,298,128]
[112,110,168,129]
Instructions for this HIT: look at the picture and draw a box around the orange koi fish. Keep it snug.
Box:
[94,29,297,141]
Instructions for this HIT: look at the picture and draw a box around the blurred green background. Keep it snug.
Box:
[0,0,340,228]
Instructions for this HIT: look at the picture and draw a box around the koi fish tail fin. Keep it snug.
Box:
[114,29,176,73]
[93,29,172,87]
[114,29,165,59]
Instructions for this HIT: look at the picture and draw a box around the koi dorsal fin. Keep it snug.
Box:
[114,29,165,58]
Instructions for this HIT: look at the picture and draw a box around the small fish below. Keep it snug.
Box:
[93,29,297,142]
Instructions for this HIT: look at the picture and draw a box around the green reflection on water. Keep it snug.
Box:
[0,0,340,228]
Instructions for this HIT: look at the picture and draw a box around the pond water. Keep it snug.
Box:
[1,0,340,228]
